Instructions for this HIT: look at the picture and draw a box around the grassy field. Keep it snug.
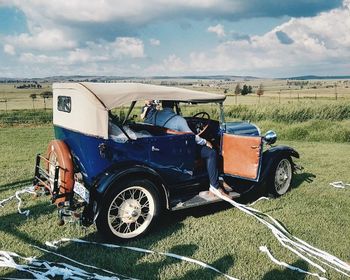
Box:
[1,79,350,110]
[1,124,350,279]
[185,79,350,105]
[2,102,350,142]
[0,83,52,110]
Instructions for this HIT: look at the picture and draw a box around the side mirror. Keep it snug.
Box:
[263,130,277,145]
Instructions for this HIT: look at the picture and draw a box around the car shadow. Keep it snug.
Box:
[292,172,316,188]
[0,178,33,194]
[0,201,54,247]
[1,200,235,280]
[163,171,317,221]
[0,171,316,279]
[237,171,316,205]
[170,254,234,280]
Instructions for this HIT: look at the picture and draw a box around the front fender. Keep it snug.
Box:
[260,145,299,181]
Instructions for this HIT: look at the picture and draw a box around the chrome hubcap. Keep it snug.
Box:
[275,159,292,195]
[119,198,142,223]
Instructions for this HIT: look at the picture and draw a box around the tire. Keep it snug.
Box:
[267,156,293,197]
[45,140,74,205]
[96,179,161,241]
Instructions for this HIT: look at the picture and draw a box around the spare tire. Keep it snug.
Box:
[45,140,74,205]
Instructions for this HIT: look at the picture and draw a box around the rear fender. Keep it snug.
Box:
[93,165,169,209]
[260,145,299,181]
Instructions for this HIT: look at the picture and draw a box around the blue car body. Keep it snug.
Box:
[54,119,298,211]
[34,82,299,240]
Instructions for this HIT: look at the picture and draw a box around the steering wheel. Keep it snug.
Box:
[192,112,211,136]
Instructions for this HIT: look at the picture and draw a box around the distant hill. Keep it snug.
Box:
[283,75,350,80]
[0,75,260,83]
[1,74,349,83]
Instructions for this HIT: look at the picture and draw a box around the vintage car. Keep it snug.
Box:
[34,82,299,241]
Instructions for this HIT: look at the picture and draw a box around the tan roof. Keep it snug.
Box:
[53,82,225,109]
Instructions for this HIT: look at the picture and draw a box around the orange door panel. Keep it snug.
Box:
[222,133,262,181]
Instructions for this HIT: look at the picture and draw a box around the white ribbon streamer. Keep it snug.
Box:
[0,186,36,216]
[329,181,350,189]
[249,196,270,206]
[212,192,350,278]
[46,238,240,280]
[259,246,328,280]
[0,249,129,280]
[31,244,136,280]
[2,184,349,279]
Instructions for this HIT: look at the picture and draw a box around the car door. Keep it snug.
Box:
[221,133,263,181]
[148,134,196,183]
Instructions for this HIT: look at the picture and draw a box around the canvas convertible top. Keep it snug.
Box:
[53,82,226,109]
[52,82,225,139]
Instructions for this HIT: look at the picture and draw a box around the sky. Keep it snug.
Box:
[0,0,349,78]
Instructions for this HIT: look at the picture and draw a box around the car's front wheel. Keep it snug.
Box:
[96,179,161,241]
[267,156,293,197]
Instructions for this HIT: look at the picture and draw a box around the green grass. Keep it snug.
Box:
[0,109,52,127]
[1,125,350,279]
[257,120,350,143]
[2,102,350,143]
[223,102,350,122]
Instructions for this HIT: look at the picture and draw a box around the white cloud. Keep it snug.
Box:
[67,48,109,64]
[16,36,144,67]
[7,0,342,28]
[146,54,187,74]
[7,0,235,25]
[19,52,61,64]
[3,44,16,55]
[185,1,350,76]
[2,0,350,77]
[111,37,144,58]
[6,29,77,51]
[149,38,160,46]
[207,24,226,37]
[3,0,342,52]
[163,54,186,72]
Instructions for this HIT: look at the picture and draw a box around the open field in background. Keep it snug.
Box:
[2,102,350,143]
[0,79,350,110]
[0,83,52,110]
[185,79,350,105]
[1,126,350,279]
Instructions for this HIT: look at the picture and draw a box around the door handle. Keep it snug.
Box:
[98,143,107,158]
[151,146,160,152]
[251,145,259,149]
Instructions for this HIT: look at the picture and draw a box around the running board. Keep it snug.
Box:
[171,191,240,211]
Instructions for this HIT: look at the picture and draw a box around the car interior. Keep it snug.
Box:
[108,101,221,143]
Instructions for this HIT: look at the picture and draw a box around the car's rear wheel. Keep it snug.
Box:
[96,179,161,241]
[267,156,293,197]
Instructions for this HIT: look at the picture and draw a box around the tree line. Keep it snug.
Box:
[223,83,264,96]
[29,91,53,110]
[16,83,42,89]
